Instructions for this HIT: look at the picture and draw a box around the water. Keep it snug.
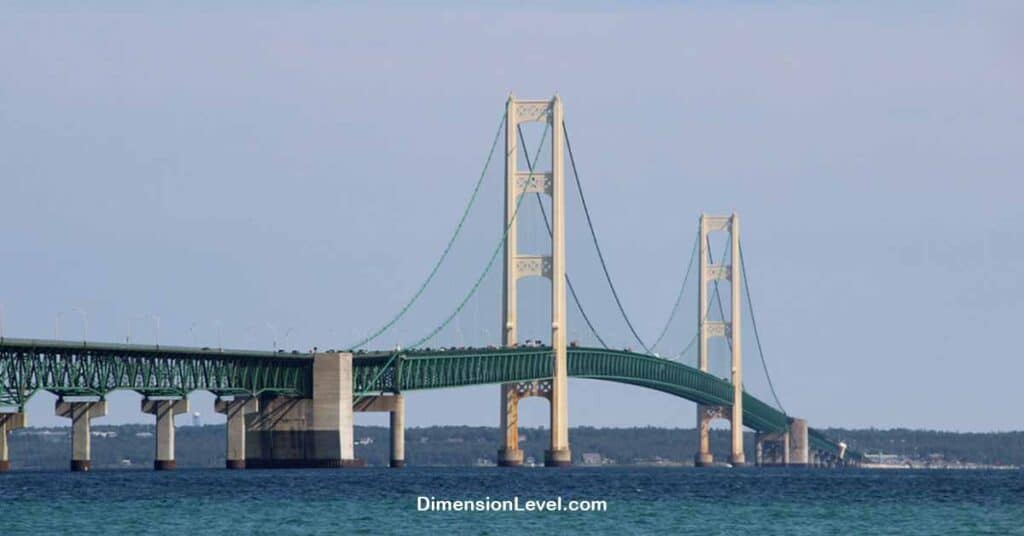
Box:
[1,467,1021,535]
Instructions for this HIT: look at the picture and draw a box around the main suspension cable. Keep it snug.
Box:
[563,121,652,354]
[517,125,608,349]
[348,113,507,350]
[739,240,786,413]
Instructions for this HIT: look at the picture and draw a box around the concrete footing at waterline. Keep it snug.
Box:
[0,411,26,472]
[544,448,572,467]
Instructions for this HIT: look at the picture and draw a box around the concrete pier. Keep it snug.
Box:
[246,352,361,468]
[214,397,258,469]
[694,405,714,466]
[311,351,357,466]
[55,400,107,471]
[544,447,572,468]
[788,418,809,467]
[754,431,789,466]
[354,393,405,467]
[142,398,189,470]
[389,396,405,468]
[0,411,26,472]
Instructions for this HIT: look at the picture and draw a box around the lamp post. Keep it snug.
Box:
[266,322,278,351]
[282,327,294,351]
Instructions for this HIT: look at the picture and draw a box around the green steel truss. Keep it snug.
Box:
[0,338,310,404]
[0,338,852,459]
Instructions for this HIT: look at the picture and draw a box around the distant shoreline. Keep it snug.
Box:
[6,424,1021,471]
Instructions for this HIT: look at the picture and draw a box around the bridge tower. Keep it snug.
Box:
[498,94,571,467]
[695,213,745,466]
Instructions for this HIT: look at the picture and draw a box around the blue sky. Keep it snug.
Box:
[1,2,1021,432]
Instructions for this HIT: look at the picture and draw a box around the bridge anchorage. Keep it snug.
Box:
[0,94,860,471]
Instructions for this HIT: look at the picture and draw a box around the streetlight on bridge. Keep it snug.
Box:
[282,327,294,351]
[265,322,278,351]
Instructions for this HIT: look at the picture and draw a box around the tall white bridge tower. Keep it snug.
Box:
[497,94,571,467]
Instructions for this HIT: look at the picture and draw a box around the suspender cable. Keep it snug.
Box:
[739,240,785,413]
[682,238,730,361]
[707,235,732,353]
[563,121,652,354]
[348,113,507,350]
[651,230,699,354]
[405,122,551,349]
[517,125,608,349]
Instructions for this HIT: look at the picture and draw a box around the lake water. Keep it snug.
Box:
[1,467,1022,534]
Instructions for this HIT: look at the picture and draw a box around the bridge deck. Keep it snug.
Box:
[0,338,853,459]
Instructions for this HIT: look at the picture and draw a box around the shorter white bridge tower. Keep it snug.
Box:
[695,213,745,466]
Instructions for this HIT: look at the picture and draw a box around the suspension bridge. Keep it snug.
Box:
[0,95,859,471]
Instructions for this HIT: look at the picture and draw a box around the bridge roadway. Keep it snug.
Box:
[0,337,854,461]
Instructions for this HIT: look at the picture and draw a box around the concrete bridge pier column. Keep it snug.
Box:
[694,405,714,467]
[244,353,361,469]
[754,433,763,466]
[311,352,360,467]
[353,393,404,467]
[142,398,189,470]
[0,411,26,472]
[754,431,788,467]
[389,395,405,468]
[215,397,258,469]
[788,418,809,467]
[55,400,107,472]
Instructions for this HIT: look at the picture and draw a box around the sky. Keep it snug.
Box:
[1,2,1022,432]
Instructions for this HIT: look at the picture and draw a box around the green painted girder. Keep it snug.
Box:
[353,347,789,435]
[0,338,310,405]
[0,338,854,459]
